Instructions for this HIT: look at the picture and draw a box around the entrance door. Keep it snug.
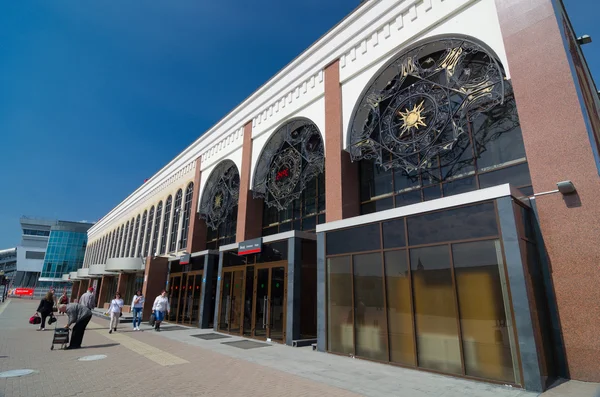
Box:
[252,263,287,342]
[218,262,287,342]
[218,267,245,335]
[168,271,203,326]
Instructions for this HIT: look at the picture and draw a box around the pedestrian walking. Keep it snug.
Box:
[64,303,92,349]
[151,290,170,332]
[108,292,123,334]
[79,287,95,310]
[58,292,69,315]
[36,291,55,331]
[131,289,144,331]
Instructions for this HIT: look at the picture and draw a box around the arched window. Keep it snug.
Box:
[252,119,325,236]
[160,196,172,255]
[151,202,162,256]
[179,183,194,250]
[143,208,153,257]
[88,244,93,265]
[111,229,117,258]
[102,235,108,263]
[348,38,531,214]
[117,225,124,258]
[90,243,95,265]
[132,214,141,257]
[125,218,134,257]
[111,228,118,258]
[199,161,239,249]
[169,189,183,252]
[100,236,105,264]
[121,222,129,257]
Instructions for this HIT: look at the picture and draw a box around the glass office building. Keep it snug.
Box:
[38,221,94,288]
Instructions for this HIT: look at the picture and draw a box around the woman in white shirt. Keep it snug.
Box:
[152,289,170,332]
[108,292,124,334]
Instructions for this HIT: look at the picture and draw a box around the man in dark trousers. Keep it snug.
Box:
[64,303,92,349]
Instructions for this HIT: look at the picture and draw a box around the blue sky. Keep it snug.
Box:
[0,0,598,248]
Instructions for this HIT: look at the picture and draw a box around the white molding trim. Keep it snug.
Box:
[316,184,529,233]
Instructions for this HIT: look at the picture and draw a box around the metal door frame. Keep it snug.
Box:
[218,265,246,335]
[169,270,203,325]
[251,261,287,342]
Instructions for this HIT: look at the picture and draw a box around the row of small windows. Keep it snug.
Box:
[23,229,50,237]
[84,183,194,266]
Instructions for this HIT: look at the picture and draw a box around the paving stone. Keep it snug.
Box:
[0,299,598,397]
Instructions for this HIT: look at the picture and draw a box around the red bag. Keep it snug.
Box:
[29,313,41,325]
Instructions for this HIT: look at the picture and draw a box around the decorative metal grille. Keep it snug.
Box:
[199,160,240,231]
[253,119,324,211]
[348,38,506,173]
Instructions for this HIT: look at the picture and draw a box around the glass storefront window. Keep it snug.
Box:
[353,253,387,361]
[411,245,461,374]
[407,203,497,246]
[326,223,380,255]
[325,202,520,384]
[453,240,517,383]
[384,250,415,366]
[327,256,353,355]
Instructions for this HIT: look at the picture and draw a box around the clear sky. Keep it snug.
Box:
[0,0,598,248]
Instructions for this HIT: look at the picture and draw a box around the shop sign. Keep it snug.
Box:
[13,288,34,297]
[180,254,191,265]
[238,238,262,255]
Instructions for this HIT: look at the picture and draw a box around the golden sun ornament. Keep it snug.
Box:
[214,193,223,208]
[398,100,427,137]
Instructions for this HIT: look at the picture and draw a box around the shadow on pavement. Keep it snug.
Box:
[82,343,120,349]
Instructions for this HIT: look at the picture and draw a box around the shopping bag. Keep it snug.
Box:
[29,313,41,325]
[149,313,156,327]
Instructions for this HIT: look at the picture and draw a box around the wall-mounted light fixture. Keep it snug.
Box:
[557,180,576,195]
[577,35,592,45]
[534,180,576,197]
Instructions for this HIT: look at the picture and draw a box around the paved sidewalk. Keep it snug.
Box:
[0,299,597,397]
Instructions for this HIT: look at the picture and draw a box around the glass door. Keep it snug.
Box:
[253,268,269,339]
[176,274,188,323]
[269,266,286,342]
[168,274,182,322]
[218,267,245,335]
[251,262,287,342]
[189,272,202,326]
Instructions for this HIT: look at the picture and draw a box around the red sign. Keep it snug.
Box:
[276,168,289,181]
[13,288,34,297]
